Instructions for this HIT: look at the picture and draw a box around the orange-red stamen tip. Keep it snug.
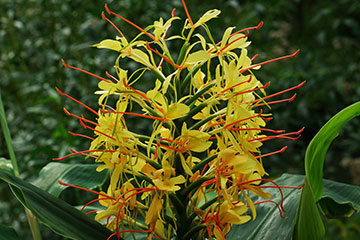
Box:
[256,21,263,29]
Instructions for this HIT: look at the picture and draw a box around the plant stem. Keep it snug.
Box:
[0,91,19,177]
[0,90,42,240]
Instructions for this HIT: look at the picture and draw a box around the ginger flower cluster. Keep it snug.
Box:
[56,1,304,239]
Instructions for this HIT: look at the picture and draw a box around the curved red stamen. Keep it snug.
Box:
[101,11,125,38]
[56,87,99,116]
[238,178,285,212]
[115,189,155,238]
[58,180,115,199]
[253,200,286,218]
[81,197,112,212]
[105,4,155,41]
[61,59,112,83]
[255,146,287,159]
[181,0,193,27]
[240,50,300,74]
[85,210,98,215]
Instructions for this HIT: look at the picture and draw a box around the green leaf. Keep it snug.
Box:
[0,169,117,240]
[32,162,108,197]
[319,179,360,218]
[227,174,360,240]
[0,157,13,173]
[293,177,325,240]
[0,225,20,240]
[305,102,360,201]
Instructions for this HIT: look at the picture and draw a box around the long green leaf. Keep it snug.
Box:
[0,225,20,240]
[32,162,108,197]
[0,169,117,240]
[305,102,360,201]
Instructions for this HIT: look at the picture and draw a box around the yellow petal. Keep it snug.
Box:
[166,103,189,120]
[93,39,122,51]
[186,50,211,64]
[194,9,221,28]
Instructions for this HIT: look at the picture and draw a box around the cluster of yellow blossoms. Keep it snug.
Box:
[57,1,303,239]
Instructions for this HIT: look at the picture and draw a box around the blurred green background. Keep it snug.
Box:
[1,0,359,239]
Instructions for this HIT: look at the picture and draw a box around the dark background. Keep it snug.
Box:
[1,0,359,239]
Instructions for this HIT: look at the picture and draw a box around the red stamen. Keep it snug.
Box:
[68,131,95,141]
[101,11,125,38]
[219,75,252,93]
[53,149,115,161]
[181,0,194,27]
[254,94,297,107]
[253,200,286,218]
[219,31,249,53]
[230,127,285,134]
[255,146,287,159]
[69,148,97,159]
[223,109,263,129]
[104,72,119,83]
[115,189,155,238]
[251,54,258,62]
[85,210,98,215]
[63,108,99,126]
[249,127,304,142]
[146,43,182,69]
[81,197,112,211]
[251,81,306,105]
[215,224,226,240]
[61,59,112,83]
[79,119,117,141]
[240,50,300,74]
[105,4,155,41]
[56,87,99,116]
[58,180,115,199]
[214,21,263,48]
[238,178,285,212]
[233,82,270,97]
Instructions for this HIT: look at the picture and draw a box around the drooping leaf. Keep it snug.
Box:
[319,179,360,218]
[32,162,108,197]
[305,102,360,201]
[0,169,117,240]
[0,225,20,240]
